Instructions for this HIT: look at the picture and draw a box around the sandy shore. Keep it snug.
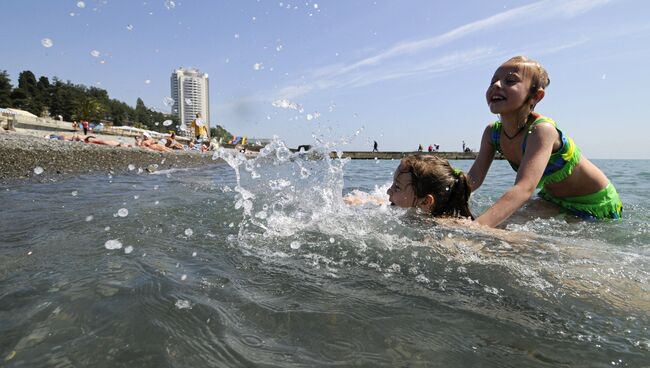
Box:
[0,129,223,184]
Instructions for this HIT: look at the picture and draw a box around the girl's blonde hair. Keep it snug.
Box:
[504,55,550,96]
[398,155,473,219]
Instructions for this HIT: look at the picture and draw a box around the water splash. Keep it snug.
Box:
[40,38,53,48]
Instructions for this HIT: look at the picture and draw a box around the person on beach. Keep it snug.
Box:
[191,113,208,141]
[164,132,184,150]
[373,140,378,152]
[83,135,131,147]
[467,56,622,227]
[135,133,171,152]
[345,155,473,220]
[82,120,89,135]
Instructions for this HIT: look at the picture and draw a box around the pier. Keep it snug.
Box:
[328,151,479,160]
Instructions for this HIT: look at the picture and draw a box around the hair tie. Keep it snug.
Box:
[452,168,462,177]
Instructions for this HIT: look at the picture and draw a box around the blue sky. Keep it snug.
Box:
[2,0,649,158]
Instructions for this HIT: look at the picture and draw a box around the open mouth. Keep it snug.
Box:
[490,95,505,102]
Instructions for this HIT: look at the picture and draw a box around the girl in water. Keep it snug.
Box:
[346,154,473,219]
[468,56,622,227]
[387,155,473,218]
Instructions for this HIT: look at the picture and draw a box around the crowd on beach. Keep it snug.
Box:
[42,130,221,154]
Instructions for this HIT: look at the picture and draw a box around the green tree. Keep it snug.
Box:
[0,71,13,107]
[134,97,152,126]
[75,97,104,122]
[35,76,52,116]
[12,71,40,115]
[210,125,234,142]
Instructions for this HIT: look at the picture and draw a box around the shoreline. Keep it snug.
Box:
[0,130,222,184]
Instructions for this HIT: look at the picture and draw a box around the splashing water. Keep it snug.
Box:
[163,97,174,107]
[41,38,53,48]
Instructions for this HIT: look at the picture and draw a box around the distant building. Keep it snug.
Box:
[170,67,210,130]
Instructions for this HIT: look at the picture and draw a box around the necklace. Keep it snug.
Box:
[502,124,527,140]
[502,114,533,140]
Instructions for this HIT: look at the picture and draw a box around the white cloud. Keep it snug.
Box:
[269,0,617,100]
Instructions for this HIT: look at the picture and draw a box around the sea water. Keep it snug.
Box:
[0,142,648,367]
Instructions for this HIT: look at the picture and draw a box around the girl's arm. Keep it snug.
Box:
[467,125,496,191]
[475,123,557,227]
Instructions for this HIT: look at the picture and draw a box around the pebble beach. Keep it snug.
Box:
[0,129,220,184]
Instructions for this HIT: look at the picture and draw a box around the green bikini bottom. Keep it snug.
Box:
[538,182,623,220]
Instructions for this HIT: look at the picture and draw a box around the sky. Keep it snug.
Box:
[1,0,649,158]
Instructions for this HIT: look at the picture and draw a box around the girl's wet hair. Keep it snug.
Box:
[398,155,473,219]
[504,55,550,96]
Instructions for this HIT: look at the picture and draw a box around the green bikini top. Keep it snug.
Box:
[491,116,581,188]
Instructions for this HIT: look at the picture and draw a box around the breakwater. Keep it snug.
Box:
[327,151,479,160]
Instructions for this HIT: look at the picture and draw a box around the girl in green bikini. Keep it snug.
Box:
[468,56,622,227]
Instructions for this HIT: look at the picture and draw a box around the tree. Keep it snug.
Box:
[35,76,52,116]
[134,97,152,127]
[12,70,39,115]
[0,71,13,107]
[210,125,234,142]
[75,97,104,122]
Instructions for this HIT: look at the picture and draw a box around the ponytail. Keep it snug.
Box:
[447,170,474,219]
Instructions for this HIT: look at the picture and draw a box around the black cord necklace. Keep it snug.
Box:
[502,114,533,140]
[502,124,527,140]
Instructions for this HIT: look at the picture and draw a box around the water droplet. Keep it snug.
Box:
[164,0,176,10]
[234,33,239,39]
[290,241,301,250]
[162,120,173,126]
[192,251,197,257]
[253,63,263,71]
[181,274,187,281]
[175,300,191,309]
[124,245,134,254]
[184,228,193,236]
[33,166,44,175]
[276,45,283,52]
[90,50,100,57]
[128,164,135,171]
[41,38,53,48]
[184,98,192,105]
[276,146,291,161]
[601,73,607,80]
[126,24,134,31]
[69,12,76,16]
[85,215,93,222]
[314,3,318,8]
[329,237,335,243]
[144,79,151,84]
[117,208,129,217]
[104,239,122,250]
[77,1,86,8]
[163,97,174,106]
[71,190,78,196]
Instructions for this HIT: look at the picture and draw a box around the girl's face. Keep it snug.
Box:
[387,166,418,208]
[486,63,532,115]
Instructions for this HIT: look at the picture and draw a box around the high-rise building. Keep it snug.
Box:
[170,67,210,130]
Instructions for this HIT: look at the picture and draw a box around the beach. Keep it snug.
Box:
[0,129,221,184]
